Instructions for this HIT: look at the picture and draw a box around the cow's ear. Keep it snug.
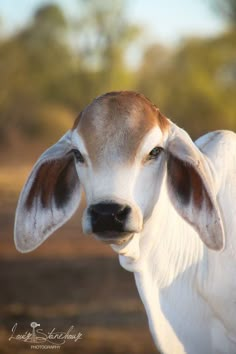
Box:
[14,132,81,253]
[166,123,225,250]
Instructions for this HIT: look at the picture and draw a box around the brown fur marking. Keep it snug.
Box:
[72,91,169,166]
[168,155,213,211]
[25,154,76,210]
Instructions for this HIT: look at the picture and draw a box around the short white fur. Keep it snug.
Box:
[14,99,236,354]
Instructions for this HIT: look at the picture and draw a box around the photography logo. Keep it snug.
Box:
[9,321,83,350]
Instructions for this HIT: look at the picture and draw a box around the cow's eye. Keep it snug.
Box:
[148,146,163,159]
[72,149,85,163]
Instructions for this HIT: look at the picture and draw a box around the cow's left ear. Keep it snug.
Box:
[14,131,81,253]
[166,123,225,250]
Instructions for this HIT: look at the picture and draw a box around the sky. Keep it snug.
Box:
[0,0,226,46]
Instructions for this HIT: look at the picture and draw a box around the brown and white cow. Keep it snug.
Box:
[15,91,236,354]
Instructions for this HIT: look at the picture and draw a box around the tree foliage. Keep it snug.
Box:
[138,31,236,138]
[0,1,235,145]
[209,0,236,26]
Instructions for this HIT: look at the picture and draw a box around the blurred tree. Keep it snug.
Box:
[34,4,67,29]
[138,32,236,138]
[0,1,142,144]
[3,0,235,146]
[0,4,73,142]
[209,0,236,26]
[137,44,172,107]
[73,0,141,95]
[0,16,2,37]
[19,4,72,101]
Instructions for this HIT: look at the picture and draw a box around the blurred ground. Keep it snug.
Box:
[0,147,157,354]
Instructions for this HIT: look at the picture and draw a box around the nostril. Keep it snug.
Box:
[90,208,99,221]
[89,202,131,232]
[115,206,131,223]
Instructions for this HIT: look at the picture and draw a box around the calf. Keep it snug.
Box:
[15,91,236,354]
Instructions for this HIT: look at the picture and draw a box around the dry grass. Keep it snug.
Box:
[0,257,157,354]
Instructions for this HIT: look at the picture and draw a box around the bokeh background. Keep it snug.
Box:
[0,1,236,353]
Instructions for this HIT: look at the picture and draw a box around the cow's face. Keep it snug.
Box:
[14,91,224,255]
[71,92,169,245]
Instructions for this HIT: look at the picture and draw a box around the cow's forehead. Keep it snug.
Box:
[73,91,169,165]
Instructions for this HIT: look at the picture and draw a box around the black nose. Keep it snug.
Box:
[89,202,131,234]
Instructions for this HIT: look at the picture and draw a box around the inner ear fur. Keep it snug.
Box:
[167,156,213,212]
[166,125,225,251]
[14,132,81,253]
[25,153,77,210]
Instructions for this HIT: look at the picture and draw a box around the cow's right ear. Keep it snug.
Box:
[14,132,81,253]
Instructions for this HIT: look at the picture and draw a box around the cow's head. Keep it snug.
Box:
[14,91,224,256]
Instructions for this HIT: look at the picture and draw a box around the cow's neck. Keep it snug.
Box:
[144,197,205,289]
[127,185,209,353]
[120,179,206,288]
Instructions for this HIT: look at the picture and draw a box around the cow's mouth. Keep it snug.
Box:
[93,232,134,245]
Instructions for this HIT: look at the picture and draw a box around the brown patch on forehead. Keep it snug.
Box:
[73,91,169,165]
